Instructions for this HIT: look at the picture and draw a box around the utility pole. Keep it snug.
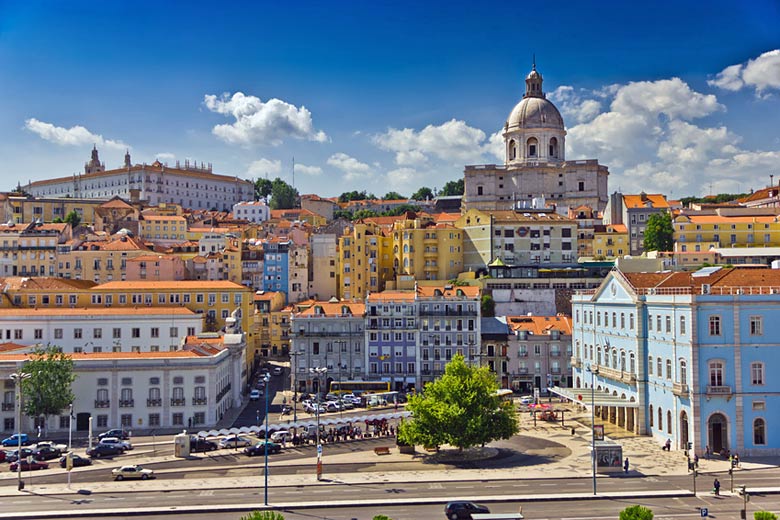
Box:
[739,485,749,520]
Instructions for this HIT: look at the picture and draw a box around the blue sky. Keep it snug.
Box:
[2,0,779,200]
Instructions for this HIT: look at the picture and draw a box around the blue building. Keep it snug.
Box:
[571,266,780,456]
[261,237,290,302]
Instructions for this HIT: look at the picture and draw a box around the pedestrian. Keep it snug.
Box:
[713,478,720,496]
[624,457,629,473]
[694,454,699,468]
[664,438,671,451]
[571,427,576,436]
[734,453,740,468]
[705,445,711,460]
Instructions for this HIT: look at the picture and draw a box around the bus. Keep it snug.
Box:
[329,380,391,395]
[495,389,514,402]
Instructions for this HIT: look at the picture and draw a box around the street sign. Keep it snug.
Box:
[317,444,322,456]
[701,508,708,517]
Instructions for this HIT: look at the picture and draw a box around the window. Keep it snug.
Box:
[73,328,82,339]
[648,356,654,375]
[751,362,764,385]
[709,316,721,336]
[679,360,687,385]
[665,316,671,333]
[97,415,108,428]
[132,328,140,338]
[680,316,686,335]
[657,357,662,376]
[170,327,178,338]
[151,328,159,338]
[172,413,183,426]
[93,328,102,339]
[113,328,121,339]
[709,361,724,386]
[666,359,672,380]
[629,313,634,330]
[54,328,63,339]
[658,407,663,431]
[754,418,766,445]
[667,410,672,434]
[649,404,654,427]
[750,316,763,336]
[148,414,160,427]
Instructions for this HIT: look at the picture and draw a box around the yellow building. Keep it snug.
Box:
[138,215,188,243]
[2,195,106,226]
[674,214,780,252]
[390,216,464,283]
[0,221,71,277]
[338,222,393,300]
[592,224,629,259]
[252,291,287,361]
[58,232,151,282]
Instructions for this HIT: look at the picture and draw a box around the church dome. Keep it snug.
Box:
[507,96,564,131]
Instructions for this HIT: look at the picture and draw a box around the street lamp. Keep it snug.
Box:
[261,373,271,506]
[10,371,31,491]
[586,364,599,495]
[309,366,327,480]
[290,350,304,422]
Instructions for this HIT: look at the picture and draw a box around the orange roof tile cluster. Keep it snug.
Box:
[293,301,365,317]
[621,267,780,290]
[253,291,283,301]
[94,280,247,290]
[607,224,628,233]
[0,342,27,353]
[367,290,416,302]
[141,215,187,222]
[416,285,480,298]
[622,193,670,209]
[486,210,575,223]
[676,215,779,224]
[507,315,572,335]
[0,350,205,362]
[0,307,197,317]
[0,277,96,291]
[99,198,136,210]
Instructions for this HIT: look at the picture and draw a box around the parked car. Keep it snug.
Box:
[444,501,490,520]
[33,440,68,452]
[1,433,30,447]
[98,429,130,441]
[10,459,49,471]
[189,437,218,452]
[269,430,291,444]
[244,441,281,456]
[324,401,342,412]
[32,446,62,461]
[218,435,252,449]
[249,389,262,401]
[518,395,534,405]
[338,399,355,410]
[112,464,154,481]
[342,394,362,406]
[100,437,133,451]
[0,449,5,463]
[59,453,93,468]
[86,443,124,458]
[272,366,283,376]
[5,447,34,463]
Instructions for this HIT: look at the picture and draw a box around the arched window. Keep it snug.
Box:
[148,387,160,400]
[596,346,602,365]
[649,404,654,427]
[612,349,618,369]
[649,356,654,375]
[667,410,672,434]
[658,407,663,431]
[680,315,686,335]
[620,313,625,329]
[630,352,636,373]
[509,139,517,160]
[620,351,626,372]
[612,312,617,328]
[630,313,635,330]
[549,137,558,158]
[527,137,538,158]
[754,418,766,445]
[679,359,687,385]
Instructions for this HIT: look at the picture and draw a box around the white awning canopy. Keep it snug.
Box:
[548,386,640,408]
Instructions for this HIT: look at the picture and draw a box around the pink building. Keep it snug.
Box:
[125,254,186,281]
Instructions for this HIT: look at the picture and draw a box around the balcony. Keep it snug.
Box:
[118,399,134,408]
[147,398,162,407]
[620,371,637,384]
[706,385,732,397]
[1,403,14,411]
[170,398,186,407]
[192,397,208,406]
[571,356,581,368]
[519,352,528,358]
[673,382,689,397]
[94,400,110,408]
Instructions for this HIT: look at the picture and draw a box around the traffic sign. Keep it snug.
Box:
[701,508,708,517]
[317,444,323,456]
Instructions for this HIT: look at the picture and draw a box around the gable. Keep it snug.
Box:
[593,274,635,303]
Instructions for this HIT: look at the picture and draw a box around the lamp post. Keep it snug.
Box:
[10,371,31,491]
[290,350,304,423]
[261,373,271,505]
[309,367,327,480]
[586,364,599,495]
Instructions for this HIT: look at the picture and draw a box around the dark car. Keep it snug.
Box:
[6,447,34,463]
[98,429,130,440]
[86,443,124,458]
[0,449,5,463]
[444,501,490,520]
[59,453,93,468]
[189,437,218,452]
[243,441,281,456]
[10,459,49,471]
[32,446,62,461]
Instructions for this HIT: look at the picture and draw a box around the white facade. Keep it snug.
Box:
[232,201,270,223]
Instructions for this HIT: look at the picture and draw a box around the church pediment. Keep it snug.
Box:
[592,273,635,303]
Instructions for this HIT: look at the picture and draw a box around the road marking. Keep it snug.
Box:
[430,483,443,489]
[199,490,214,496]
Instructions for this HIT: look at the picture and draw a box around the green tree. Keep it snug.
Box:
[642,212,674,252]
[270,178,299,210]
[239,512,286,520]
[755,512,778,520]
[64,210,81,228]
[373,516,393,520]
[481,294,495,317]
[254,178,273,200]
[398,354,518,451]
[411,186,434,201]
[619,505,654,520]
[439,179,464,196]
[21,345,76,428]
[383,191,405,200]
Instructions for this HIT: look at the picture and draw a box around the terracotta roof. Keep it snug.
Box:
[481,210,574,224]
[0,277,96,291]
[99,198,135,210]
[676,215,779,224]
[507,315,572,335]
[141,215,187,222]
[253,291,283,301]
[623,194,670,209]
[621,267,780,290]
[0,307,197,317]
[0,350,205,362]
[416,285,480,298]
[94,280,248,290]
[367,290,416,302]
[0,342,27,352]
[294,301,366,317]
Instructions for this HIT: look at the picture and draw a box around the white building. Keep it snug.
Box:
[232,201,270,224]
[25,148,254,212]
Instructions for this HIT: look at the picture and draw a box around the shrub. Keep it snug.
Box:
[239,511,285,520]
[619,505,654,520]
[755,512,778,520]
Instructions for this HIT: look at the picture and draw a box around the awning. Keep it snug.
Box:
[548,386,639,408]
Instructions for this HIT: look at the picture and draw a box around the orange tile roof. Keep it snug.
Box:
[0,342,27,352]
[416,285,480,298]
[621,267,780,290]
[507,315,572,335]
[367,290,416,302]
[0,277,96,291]
[94,280,248,290]
[605,224,627,233]
[485,210,575,223]
[0,350,205,362]
[141,215,186,222]
[678,215,779,224]
[99,198,135,210]
[294,301,366,317]
[0,307,197,317]
[622,194,670,209]
[253,291,283,301]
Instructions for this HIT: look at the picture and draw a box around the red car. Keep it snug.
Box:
[0,449,5,463]
[10,459,49,471]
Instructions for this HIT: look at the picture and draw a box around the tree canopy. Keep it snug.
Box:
[383,191,405,200]
[254,178,273,200]
[21,345,76,422]
[643,212,674,252]
[64,210,81,228]
[411,186,434,201]
[398,354,518,451]
[481,294,495,317]
[619,505,654,520]
[269,178,299,210]
[439,179,464,196]
[338,190,375,203]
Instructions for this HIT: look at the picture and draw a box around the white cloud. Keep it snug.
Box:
[709,49,780,95]
[373,119,489,165]
[327,152,373,181]
[611,78,723,120]
[247,158,282,177]
[155,152,176,161]
[204,92,328,146]
[384,167,418,193]
[24,118,127,150]
[295,163,322,176]
[487,130,504,162]
[549,86,602,124]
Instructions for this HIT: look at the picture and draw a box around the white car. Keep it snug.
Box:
[269,430,291,443]
[519,395,535,405]
[112,464,154,481]
[219,435,253,449]
[272,367,283,376]
[99,437,133,451]
[249,389,262,401]
[324,401,341,412]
